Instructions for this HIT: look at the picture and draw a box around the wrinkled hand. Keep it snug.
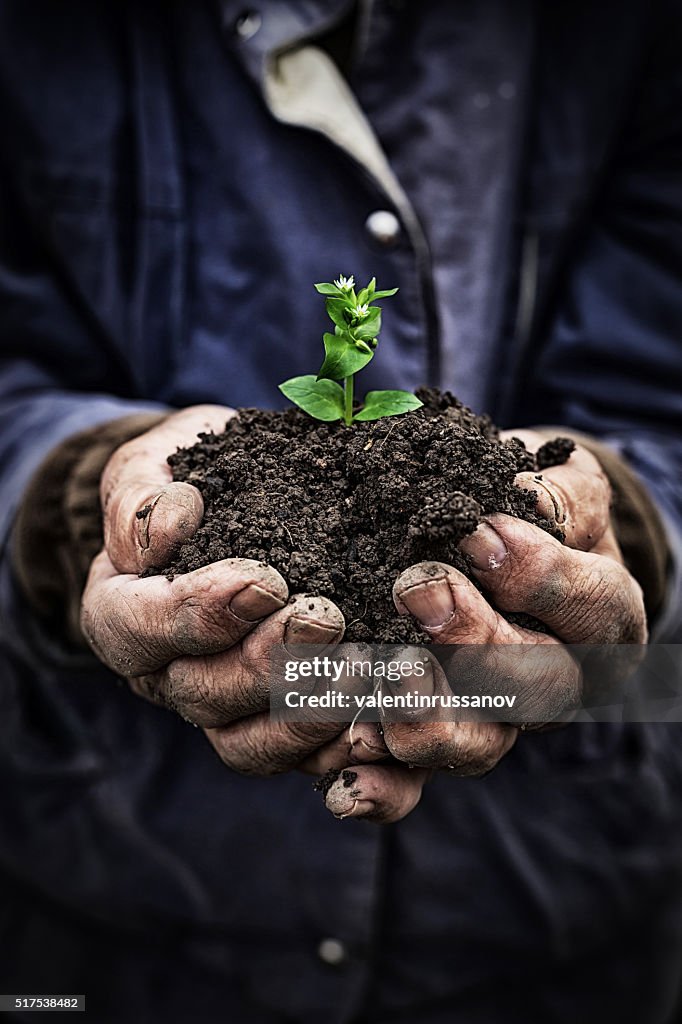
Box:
[81,406,356,774]
[317,432,648,823]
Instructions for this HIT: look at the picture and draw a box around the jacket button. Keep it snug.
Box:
[317,938,347,966]
[365,209,401,247]
[233,10,262,39]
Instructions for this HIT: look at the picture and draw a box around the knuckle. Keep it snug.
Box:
[597,567,647,644]
[113,592,161,660]
[505,539,648,645]
[87,588,165,675]
[231,645,270,708]
[163,658,214,722]
[520,661,581,721]
[170,590,230,653]
[558,568,607,628]
[214,724,280,776]
[515,547,570,618]
[285,720,336,750]
[130,671,169,709]
[545,570,604,637]
[80,595,130,672]
[386,723,453,767]
[488,527,569,613]
[444,723,512,777]
[565,560,645,643]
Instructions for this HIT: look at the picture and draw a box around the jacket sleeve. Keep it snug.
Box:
[529,5,682,641]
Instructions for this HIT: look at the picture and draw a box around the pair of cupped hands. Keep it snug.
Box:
[81,405,647,823]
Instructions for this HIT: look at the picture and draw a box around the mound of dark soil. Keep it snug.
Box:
[161,388,573,643]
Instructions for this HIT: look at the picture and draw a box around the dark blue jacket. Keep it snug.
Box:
[1,2,682,1021]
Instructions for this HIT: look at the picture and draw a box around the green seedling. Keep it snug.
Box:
[279,275,423,425]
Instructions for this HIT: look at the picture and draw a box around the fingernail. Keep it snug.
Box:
[336,800,375,820]
[516,473,566,525]
[230,584,286,621]
[398,578,455,629]
[325,774,375,819]
[350,725,389,761]
[460,523,508,572]
[350,738,386,761]
[284,616,343,645]
[135,492,163,550]
[534,479,566,524]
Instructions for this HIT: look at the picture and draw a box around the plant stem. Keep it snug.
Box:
[343,374,354,426]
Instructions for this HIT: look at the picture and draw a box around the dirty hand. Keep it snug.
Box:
[317,431,648,824]
[81,406,352,773]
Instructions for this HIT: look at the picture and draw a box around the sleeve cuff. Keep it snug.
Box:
[12,412,169,645]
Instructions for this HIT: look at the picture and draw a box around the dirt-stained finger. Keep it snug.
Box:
[393,560,511,643]
[105,481,205,574]
[101,404,233,573]
[206,714,347,776]
[81,551,288,675]
[382,719,518,773]
[133,594,345,726]
[322,764,430,823]
[299,722,391,775]
[460,514,647,645]
[514,447,611,552]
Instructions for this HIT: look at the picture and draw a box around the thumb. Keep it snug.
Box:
[101,404,233,573]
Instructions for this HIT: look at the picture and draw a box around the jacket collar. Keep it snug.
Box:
[217,0,355,82]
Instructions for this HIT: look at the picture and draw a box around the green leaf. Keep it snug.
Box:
[353,308,382,341]
[353,389,423,422]
[357,278,376,305]
[325,298,351,330]
[372,287,399,300]
[279,375,345,421]
[315,282,342,296]
[317,333,373,381]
